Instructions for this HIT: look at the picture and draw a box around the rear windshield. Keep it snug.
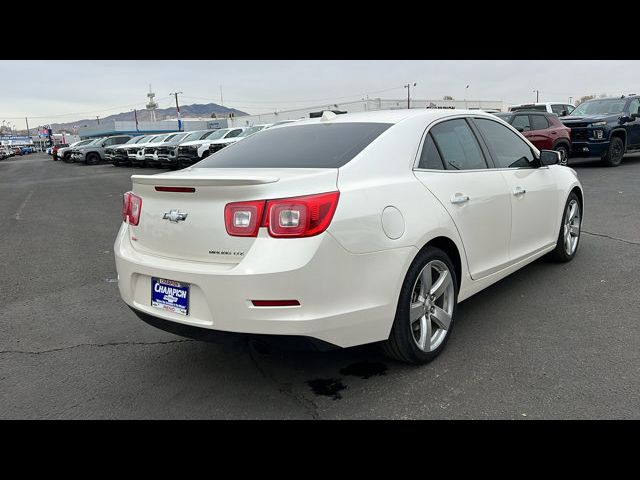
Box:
[196,122,392,169]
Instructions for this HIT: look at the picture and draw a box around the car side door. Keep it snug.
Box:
[413,118,512,280]
[626,98,640,148]
[472,117,560,263]
[529,114,554,150]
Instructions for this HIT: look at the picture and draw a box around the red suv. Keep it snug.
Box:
[494,111,572,160]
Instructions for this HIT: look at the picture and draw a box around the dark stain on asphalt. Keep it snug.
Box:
[340,361,388,379]
[306,378,346,400]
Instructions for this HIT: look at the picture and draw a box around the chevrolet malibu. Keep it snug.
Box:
[115,109,583,364]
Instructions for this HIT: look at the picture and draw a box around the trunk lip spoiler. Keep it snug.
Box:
[131,175,279,186]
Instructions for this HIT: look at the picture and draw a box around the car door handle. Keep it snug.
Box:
[450,193,470,204]
[513,187,527,196]
[551,131,557,135]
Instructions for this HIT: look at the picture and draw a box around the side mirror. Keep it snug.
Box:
[561,110,568,117]
[540,149,562,166]
[516,126,525,133]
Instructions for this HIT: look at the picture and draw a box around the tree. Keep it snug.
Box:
[443,95,454,100]
[575,95,595,106]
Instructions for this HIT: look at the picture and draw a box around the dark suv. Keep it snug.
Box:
[561,95,640,167]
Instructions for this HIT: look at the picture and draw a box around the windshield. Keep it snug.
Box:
[237,126,264,137]
[124,136,146,144]
[150,135,169,143]
[201,129,229,140]
[196,122,392,169]
[182,130,210,142]
[134,136,151,143]
[86,137,106,145]
[74,139,93,147]
[168,132,190,143]
[511,105,546,112]
[493,113,513,121]
[572,99,627,116]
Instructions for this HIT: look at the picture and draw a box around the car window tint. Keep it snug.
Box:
[196,122,392,168]
[418,133,444,170]
[530,115,549,130]
[429,119,487,170]
[475,118,536,169]
[512,115,531,131]
[566,104,575,114]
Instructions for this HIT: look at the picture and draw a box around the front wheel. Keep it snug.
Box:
[85,153,100,165]
[602,137,624,167]
[551,192,581,262]
[553,143,569,163]
[381,247,458,364]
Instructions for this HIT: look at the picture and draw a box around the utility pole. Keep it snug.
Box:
[533,89,540,103]
[170,91,183,131]
[404,82,417,109]
[133,109,139,132]
[25,117,30,139]
[220,86,224,106]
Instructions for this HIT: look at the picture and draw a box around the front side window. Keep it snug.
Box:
[429,119,487,170]
[628,99,640,115]
[417,133,444,170]
[474,118,536,169]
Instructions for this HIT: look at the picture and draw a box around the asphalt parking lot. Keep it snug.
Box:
[1,153,639,419]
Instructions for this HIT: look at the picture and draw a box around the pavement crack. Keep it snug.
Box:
[247,343,320,420]
[582,230,640,246]
[0,339,195,356]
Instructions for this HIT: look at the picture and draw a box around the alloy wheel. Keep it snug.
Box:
[409,260,455,352]
[564,199,581,255]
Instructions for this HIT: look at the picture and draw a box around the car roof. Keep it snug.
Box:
[282,109,501,126]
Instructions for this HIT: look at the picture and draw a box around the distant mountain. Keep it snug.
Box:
[49,103,248,133]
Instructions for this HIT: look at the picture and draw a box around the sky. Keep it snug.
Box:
[1,60,639,130]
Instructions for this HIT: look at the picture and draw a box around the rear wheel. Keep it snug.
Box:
[85,153,100,165]
[381,247,458,364]
[602,136,624,167]
[551,192,581,262]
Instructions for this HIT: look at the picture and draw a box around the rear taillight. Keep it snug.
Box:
[224,191,339,238]
[122,191,142,226]
[224,200,265,237]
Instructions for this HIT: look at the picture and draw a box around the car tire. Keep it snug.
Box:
[85,153,100,165]
[63,155,74,163]
[550,191,581,262]
[602,136,624,167]
[553,142,570,163]
[381,247,458,364]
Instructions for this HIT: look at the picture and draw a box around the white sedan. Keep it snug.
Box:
[114,109,583,364]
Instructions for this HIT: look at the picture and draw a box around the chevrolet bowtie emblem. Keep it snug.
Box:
[163,210,188,223]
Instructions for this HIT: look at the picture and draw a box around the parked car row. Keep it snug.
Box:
[0,144,35,160]
[55,123,282,169]
[503,94,640,166]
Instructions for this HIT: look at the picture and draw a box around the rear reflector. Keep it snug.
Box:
[251,300,300,307]
[154,186,196,193]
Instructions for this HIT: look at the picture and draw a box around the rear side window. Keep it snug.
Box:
[417,133,444,170]
[429,119,487,170]
[512,115,531,131]
[474,118,536,169]
[530,115,550,130]
[196,122,392,168]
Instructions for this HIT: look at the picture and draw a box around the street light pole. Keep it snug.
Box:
[533,89,540,102]
[170,92,184,131]
[404,82,416,109]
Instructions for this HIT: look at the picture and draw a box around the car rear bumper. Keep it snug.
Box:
[114,223,414,348]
